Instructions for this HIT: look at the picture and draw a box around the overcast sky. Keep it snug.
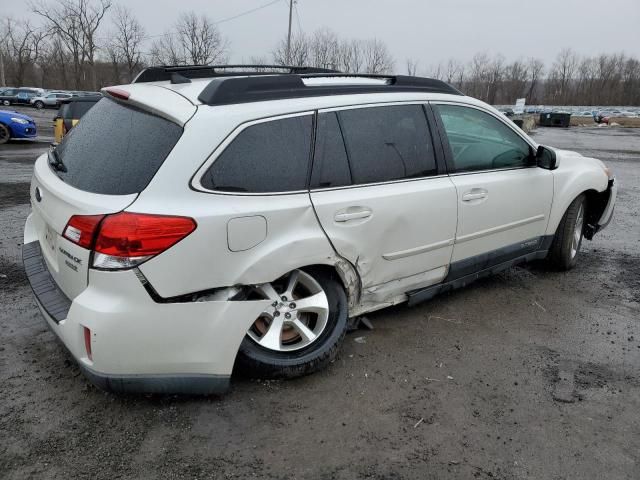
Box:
[6,0,640,69]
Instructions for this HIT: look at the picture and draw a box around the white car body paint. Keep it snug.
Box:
[24,75,615,389]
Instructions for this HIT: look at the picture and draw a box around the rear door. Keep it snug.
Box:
[432,103,553,276]
[310,104,458,298]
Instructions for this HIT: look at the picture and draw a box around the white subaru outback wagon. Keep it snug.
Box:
[23,65,616,394]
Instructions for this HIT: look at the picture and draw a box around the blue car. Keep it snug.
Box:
[0,109,37,144]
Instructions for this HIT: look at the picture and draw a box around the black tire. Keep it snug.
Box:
[2,100,10,106]
[34,101,44,109]
[0,123,10,145]
[236,269,349,379]
[547,194,586,271]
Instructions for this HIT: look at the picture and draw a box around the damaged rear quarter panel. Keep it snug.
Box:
[136,191,342,299]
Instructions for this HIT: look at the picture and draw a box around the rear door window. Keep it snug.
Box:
[310,112,352,189]
[201,115,313,193]
[54,98,183,195]
[337,105,437,185]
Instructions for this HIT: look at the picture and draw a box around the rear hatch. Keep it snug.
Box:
[30,95,186,300]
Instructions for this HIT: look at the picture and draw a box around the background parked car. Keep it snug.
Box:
[0,109,37,144]
[31,92,74,109]
[53,95,101,144]
[0,88,40,106]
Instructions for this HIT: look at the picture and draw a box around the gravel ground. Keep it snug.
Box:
[0,121,639,480]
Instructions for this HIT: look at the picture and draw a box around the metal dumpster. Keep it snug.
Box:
[539,112,571,128]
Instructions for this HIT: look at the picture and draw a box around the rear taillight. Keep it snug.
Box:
[63,212,196,270]
[63,215,105,248]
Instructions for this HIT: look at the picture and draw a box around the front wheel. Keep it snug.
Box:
[547,194,586,270]
[34,101,45,109]
[2,100,10,106]
[236,268,348,379]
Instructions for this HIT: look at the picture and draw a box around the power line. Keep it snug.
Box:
[98,0,283,42]
[214,0,282,25]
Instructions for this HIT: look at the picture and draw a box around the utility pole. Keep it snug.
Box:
[286,0,293,64]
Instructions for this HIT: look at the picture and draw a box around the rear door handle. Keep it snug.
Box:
[462,188,488,202]
[334,208,372,222]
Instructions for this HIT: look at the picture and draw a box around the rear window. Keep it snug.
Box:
[54,98,183,195]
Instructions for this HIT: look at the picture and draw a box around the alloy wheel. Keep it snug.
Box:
[248,270,330,352]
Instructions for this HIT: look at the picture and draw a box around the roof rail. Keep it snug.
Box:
[132,65,341,83]
[197,73,463,106]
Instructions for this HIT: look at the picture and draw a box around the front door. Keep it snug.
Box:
[432,103,553,277]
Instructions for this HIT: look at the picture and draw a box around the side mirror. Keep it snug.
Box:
[536,145,557,170]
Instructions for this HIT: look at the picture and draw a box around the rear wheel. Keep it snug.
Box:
[2,100,9,106]
[236,268,348,379]
[0,124,10,144]
[547,194,586,270]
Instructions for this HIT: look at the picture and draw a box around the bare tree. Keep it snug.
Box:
[151,12,227,66]
[176,12,226,64]
[309,28,339,69]
[273,32,309,66]
[549,48,579,104]
[362,38,393,74]
[485,54,505,104]
[31,0,112,90]
[502,59,528,103]
[2,17,46,86]
[337,40,363,73]
[109,4,145,82]
[444,58,463,85]
[406,58,418,76]
[525,57,544,104]
[149,34,183,65]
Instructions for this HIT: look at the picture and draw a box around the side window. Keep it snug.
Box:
[337,105,437,185]
[201,115,313,193]
[436,105,532,172]
[310,112,351,189]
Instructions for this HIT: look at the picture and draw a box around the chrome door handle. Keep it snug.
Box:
[462,189,488,202]
[334,208,372,222]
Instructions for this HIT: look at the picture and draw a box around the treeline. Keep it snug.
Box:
[1,0,639,106]
[424,49,640,106]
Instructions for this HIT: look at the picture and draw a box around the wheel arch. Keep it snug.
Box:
[547,164,608,237]
[299,260,362,313]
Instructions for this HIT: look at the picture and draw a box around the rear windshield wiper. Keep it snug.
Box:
[48,149,67,173]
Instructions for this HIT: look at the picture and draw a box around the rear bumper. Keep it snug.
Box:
[22,239,269,395]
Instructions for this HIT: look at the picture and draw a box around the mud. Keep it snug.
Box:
[0,126,639,479]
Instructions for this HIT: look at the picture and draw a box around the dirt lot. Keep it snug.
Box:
[1,119,639,479]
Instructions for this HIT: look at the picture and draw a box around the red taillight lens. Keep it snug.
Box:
[63,212,196,270]
[63,214,105,248]
[95,212,196,257]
